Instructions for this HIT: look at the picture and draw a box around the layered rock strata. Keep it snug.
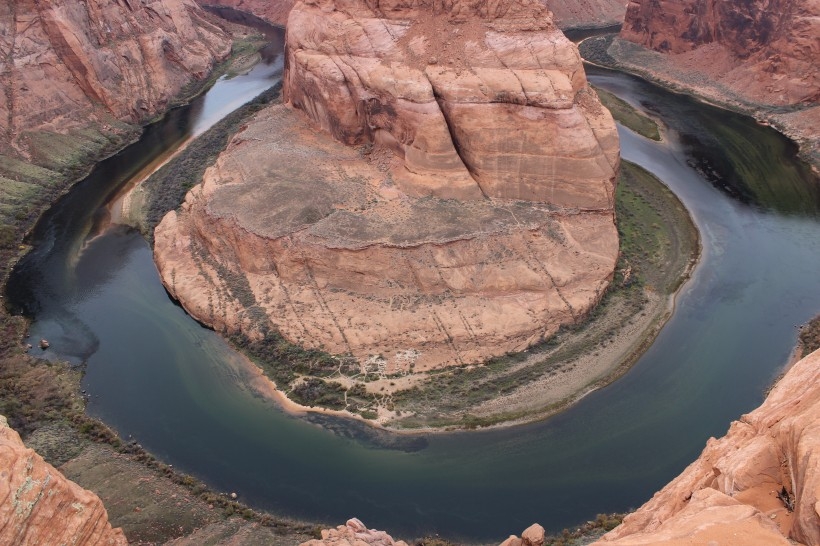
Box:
[0,0,231,167]
[284,0,619,205]
[155,0,619,373]
[196,0,626,32]
[596,348,820,545]
[0,415,127,545]
[619,0,820,107]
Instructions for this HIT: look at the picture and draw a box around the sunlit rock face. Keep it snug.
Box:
[0,0,231,164]
[155,0,620,373]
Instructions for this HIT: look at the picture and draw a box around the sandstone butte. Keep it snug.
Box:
[0,415,126,546]
[0,0,231,169]
[154,0,620,374]
[303,349,820,546]
[619,0,820,108]
[196,0,627,30]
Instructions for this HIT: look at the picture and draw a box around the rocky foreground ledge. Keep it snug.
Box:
[155,0,619,375]
[307,348,820,545]
[0,415,126,545]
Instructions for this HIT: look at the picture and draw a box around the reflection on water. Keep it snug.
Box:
[6,32,820,543]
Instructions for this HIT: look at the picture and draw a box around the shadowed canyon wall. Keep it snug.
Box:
[0,0,231,171]
[0,415,127,545]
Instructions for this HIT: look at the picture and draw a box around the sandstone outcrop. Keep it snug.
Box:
[0,415,127,545]
[300,518,409,546]
[197,0,297,27]
[155,0,619,377]
[595,348,820,545]
[284,0,619,205]
[619,0,820,107]
[0,0,231,170]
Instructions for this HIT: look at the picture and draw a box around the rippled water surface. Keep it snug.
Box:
[6,35,820,542]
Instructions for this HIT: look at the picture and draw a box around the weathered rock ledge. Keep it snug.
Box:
[0,415,127,545]
[611,0,820,168]
[0,0,232,172]
[155,0,619,377]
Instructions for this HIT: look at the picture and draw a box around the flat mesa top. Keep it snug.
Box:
[207,104,572,249]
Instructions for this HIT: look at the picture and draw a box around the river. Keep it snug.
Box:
[5,29,820,543]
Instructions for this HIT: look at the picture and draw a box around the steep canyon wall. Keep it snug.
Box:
[0,0,231,171]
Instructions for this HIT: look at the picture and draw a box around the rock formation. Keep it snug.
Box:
[0,415,127,545]
[155,0,619,376]
[300,518,409,546]
[595,348,820,545]
[0,0,231,170]
[197,0,297,27]
[619,0,820,106]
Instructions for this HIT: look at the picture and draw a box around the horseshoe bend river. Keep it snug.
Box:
[5,31,820,542]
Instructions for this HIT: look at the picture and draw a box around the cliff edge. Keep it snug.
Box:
[0,415,127,546]
[154,0,620,386]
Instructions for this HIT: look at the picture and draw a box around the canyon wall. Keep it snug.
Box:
[619,0,820,106]
[0,415,127,545]
[0,0,231,170]
[154,0,619,379]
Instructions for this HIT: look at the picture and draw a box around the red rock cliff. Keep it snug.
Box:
[620,0,820,106]
[0,415,127,545]
[285,0,619,205]
[596,348,820,545]
[197,0,297,26]
[0,0,231,167]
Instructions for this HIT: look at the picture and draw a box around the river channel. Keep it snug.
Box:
[5,28,820,542]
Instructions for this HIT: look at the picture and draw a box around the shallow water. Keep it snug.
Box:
[6,40,820,543]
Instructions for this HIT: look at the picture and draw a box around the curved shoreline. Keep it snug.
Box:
[220,157,702,434]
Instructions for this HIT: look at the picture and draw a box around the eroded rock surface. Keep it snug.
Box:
[544,0,625,30]
[0,0,231,168]
[619,0,820,106]
[0,415,127,545]
[596,348,820,545]
[284,0,619,205]
[155,0,618,377]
